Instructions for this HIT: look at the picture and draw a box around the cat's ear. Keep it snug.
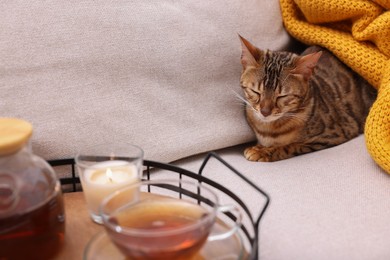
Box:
[239,35,263,69]
[291,51,322,81]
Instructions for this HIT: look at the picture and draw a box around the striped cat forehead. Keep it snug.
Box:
[263,50,296,90]
[264,50,295,67]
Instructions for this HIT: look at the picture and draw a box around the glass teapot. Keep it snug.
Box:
[0,118,65,259]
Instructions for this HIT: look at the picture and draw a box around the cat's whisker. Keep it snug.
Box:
[231,89,255,110]
[231,89,245,103]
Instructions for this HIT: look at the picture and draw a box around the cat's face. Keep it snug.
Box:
[239,35,321,123]
[240,52,308,122]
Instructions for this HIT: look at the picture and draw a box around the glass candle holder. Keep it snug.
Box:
[75,143,143,224]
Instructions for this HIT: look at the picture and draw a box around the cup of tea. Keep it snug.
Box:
[100,179,242,260]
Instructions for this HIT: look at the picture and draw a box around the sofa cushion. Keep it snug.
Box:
[1,1,292,162]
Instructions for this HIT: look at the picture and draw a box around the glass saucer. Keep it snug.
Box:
[84,219,246,260]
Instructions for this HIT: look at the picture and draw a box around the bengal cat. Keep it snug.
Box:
[239,35,376,162]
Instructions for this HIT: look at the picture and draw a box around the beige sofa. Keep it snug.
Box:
[2,1,389,259]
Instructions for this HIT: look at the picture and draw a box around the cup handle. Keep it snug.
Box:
[207,204,242,242]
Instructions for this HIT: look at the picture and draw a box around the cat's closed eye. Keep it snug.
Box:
[249,88,261,96]
[276,95,288,100]
[276,95,298,107]
[244,87,261,102]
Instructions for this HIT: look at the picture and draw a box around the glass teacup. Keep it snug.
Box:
[100,179,242,260]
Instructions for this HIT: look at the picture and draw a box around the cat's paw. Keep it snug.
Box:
[244,146,273,162]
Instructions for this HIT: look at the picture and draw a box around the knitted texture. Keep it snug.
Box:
[280,0,390,173]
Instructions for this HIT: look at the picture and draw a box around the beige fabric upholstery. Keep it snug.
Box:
[1,1,291,162]
[160,136,390,260]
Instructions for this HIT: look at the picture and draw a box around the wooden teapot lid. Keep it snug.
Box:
[0,118,33,156]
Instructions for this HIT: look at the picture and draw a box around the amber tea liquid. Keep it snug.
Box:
[105,199,213,260]
[0,189,65,260]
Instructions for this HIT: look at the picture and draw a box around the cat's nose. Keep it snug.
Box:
[260,107,272,117]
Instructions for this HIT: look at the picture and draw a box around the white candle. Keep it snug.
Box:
[81,160,139,215]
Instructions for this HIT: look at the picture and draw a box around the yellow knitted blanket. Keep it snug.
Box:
[280,0,390,174]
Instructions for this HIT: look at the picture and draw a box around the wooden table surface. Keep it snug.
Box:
[55,192,103,260]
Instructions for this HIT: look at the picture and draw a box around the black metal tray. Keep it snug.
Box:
[49,152,270,260]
